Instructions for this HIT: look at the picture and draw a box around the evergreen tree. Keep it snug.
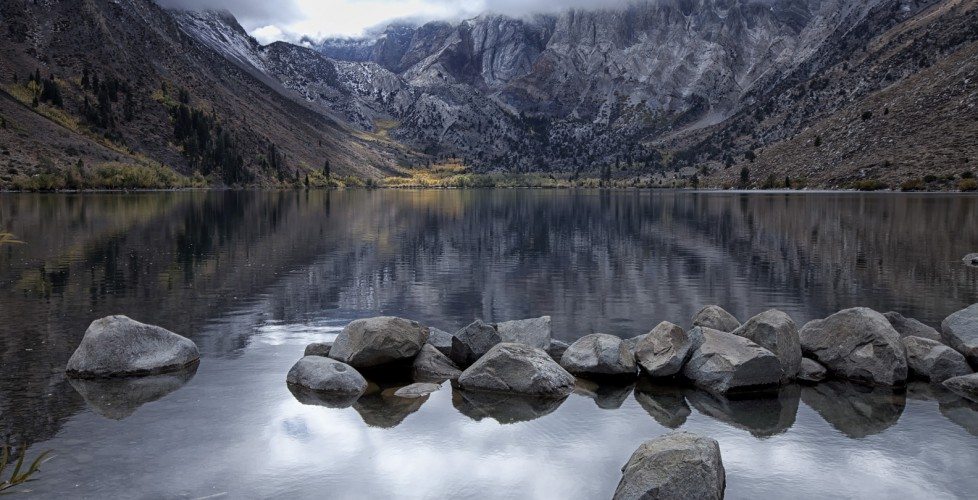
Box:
[323,159,331,178]
[123,91,136,121]
[739,166,751,187]
[81,67,90,89]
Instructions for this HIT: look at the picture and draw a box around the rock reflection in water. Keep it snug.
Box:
[287,384,362,409]
[685,385,800,438]
[452,388,567,424]
[906,381,978,437]
[68,365,198,420]
[574,379,635,410]
[353,383,429,428]
[801,381,906,438]
[633,379,691,429]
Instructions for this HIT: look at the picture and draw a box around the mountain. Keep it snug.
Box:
[1,0,976,190]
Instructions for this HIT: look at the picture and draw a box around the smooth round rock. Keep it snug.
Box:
[560,333,637,377]
[942,304,978,367]
[329,316,428,368]
[66,315,200,378]
[304,342,333,357]
[458,343,575,396]
[394,382,441,399]
[613,431,725,500]
[286,356,367,397]
[800,308,908,386]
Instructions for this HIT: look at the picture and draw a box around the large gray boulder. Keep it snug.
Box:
[496,316,552,350]
[732,309,802,381]
[623,334,648,353]
[634,322,702,377]
[304,342,332,357]
[412,344,462,382]
[560,333,637,377]
[426,327,455,357]
[682,327,783,395]
[286,356,368,399]
[884,312,942,341]
[458,343,575,396]
[799,308,908,386]
[450,319,501,367]
[942,304,978,366]
[797,358,828,383]
[613,432,725,500]
[329,317,428,368]
[902,336,972,383]
[943,373,978,403]
[691,305,741,332]
[66,315,200,378]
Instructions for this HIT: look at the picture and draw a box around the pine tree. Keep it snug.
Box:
[739,166,751,187]
[81,67,90,89]
[323,159,331,178]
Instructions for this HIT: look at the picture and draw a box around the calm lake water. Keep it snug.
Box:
[2,190,978,499]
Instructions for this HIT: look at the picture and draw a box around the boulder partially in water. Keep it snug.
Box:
[304,342,333,357]
[613,431,725,500]
[691,305,741,332]
[394,382,441,399]
[66,315,200,378]
[884,312,942,341]
[799,308,908,386]
[450,319,501,368]
[412,344,462,382]
[496,316,552,350]
[942,304,978,366]
[560,333,637,378]
[797,358,828,383]
[682,327,783,395]
[286,356,367,399]
[732,309,802,381]
[902,336,972,383]
[329,317,428,368]
[944,373,978,403]
[634,322,701,377]
[458,343,575,396]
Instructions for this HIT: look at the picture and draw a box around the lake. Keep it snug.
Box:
[2,190,978,499]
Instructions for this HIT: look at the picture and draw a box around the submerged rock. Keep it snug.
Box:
[496,316,552,350]
[560,333,637,377]
[329,316,428,368]
[682,327,783,395]
[452,388,567,424]
[902,336,972,383]
[634,322,701,377]
[426,327,455,357]
[458,343,575,396]
[394,382,441,399]
[66,315,200,378]
[691,305,741,332]
[797,358,828,383]
[546,339,570,361]
[286,356,367,398]
[685,385,800,438]
[799,308,908,386]
[884,312,941,341]
[304,342,333,357]
[69,367,197,420]
[942,304,978,366]
[801,381,906,438]
[450,319,502,367]
[732,309,802,381]
[943,373,978,403]
[613,432,725,500]
[412,344,462,382]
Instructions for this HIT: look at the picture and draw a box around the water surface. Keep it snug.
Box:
[1,190,977,498]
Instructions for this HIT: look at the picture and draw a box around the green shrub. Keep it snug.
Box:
[852,179,888,191]
[900,179,925,191]
[959,178,978,192]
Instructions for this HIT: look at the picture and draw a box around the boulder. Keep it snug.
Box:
[944,373,978,403]
[547,340,570,361]
[682,327,783,395]
[623,334,648,353]
[303,342,332,357]
[884,312,941,341]
[496,316,551,350]
[732,309,802,381]
[942,304,978,366]
[634,322,701,377]
[964,253,978,267]
[426,327,455,357]
[613,432,725,500]
[394,382,441,399]
[458,343,575,396]
[560,333,637,377]
[799,308,908,386]
[691,305,741,332]
[412,344,462,382]
[66,315,200,378]
[286,356,368,399]
[797,358,828,383]
[329,317,428,368]
[902,336,972,383]
[450,319,501,367]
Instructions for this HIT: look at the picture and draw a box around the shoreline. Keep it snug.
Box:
[2,186,978,194]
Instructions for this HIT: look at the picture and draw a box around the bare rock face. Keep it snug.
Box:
[560,333,637,377]
[496,316,552,350]
[944,373,978,403]
[799,308,908,386]
[286,356,368,398]
[613,432,725,500]
[691,305,741,332]
[458,343,575,396]
[304,342,333,357]
[942,304,978,366]
[412,344,462,382]
[634,322,702,377]
[732,309,802,381]
[66,316,200,378]
[329,317,428,368]
[902,336,972,383]
[884,312,942,341]
[797,358,828,383]
[450,319,502,368]
[682,327,783,395]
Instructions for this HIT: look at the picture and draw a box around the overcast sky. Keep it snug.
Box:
[158,0,625,43]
